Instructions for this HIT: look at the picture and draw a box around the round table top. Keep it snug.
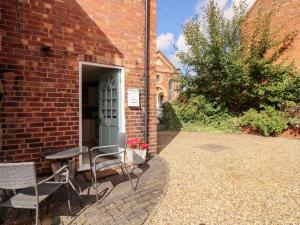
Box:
[44,146,86,160]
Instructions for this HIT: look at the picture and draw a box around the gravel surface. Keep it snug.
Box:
[149,132,300,225]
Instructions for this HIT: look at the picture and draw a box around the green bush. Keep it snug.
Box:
[177,0,300,113]
[173,95,239,132]
[161,102,182,131]
[171,0,299,136]
[174,95,227,123]
[240,107,288,136]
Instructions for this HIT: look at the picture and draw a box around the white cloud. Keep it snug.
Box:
[216,0,230,9]
[195,0,204,16]
[169,53,180,68]
[195,0,230,16]
[168,34,189,68]
[157,33,174,50]
[176,34,188,53]
[224,6,234,18]
[224,0,256,19]
[195,0,256,19]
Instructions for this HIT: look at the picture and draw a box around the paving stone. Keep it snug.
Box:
[1,156,168,225]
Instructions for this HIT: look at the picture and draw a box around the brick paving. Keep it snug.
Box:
[1,156,168,225]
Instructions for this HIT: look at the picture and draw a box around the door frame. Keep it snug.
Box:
[78,62,125,165]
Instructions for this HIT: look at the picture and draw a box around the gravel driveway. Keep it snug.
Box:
[149,132,300,225]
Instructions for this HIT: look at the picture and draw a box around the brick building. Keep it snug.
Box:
[0,0,157,173]
[242,0,300,70]
[155,50,179,109]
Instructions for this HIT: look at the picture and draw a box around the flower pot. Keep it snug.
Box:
[126,148,147,165]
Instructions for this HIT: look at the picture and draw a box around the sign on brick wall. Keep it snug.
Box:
[128,88,140,107]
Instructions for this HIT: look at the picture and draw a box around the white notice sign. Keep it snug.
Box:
[128,88,140,107]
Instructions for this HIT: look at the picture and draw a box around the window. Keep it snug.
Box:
[158,94,164,107]
[168,80,174,101]
[156,75,160,82]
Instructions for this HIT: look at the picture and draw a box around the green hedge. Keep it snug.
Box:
[161,102,182,131]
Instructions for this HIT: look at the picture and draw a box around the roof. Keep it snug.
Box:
[156,50,179,72]
[243,0,259,20]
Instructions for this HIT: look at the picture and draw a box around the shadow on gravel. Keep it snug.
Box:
[157,131,180,154]
[199,144,234,152]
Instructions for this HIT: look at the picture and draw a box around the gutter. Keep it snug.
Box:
[144,0,149,143]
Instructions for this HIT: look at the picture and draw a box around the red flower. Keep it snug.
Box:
[127,138,149,150]
[140,143,149,150]
[127,138,140,149]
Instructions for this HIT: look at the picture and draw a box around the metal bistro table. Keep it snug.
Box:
[44,146,86,196]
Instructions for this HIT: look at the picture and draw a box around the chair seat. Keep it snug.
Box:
[0,182,63,209]
[94,159,124,173]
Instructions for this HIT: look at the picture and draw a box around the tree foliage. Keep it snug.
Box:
[177,0,299,113]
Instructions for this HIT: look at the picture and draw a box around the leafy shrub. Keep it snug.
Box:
[172,0,299,135]
[240,107,288,136]
[174,95,227,123]
[177,0,300,112]
[161,102,182,131]
[173,95,239,132]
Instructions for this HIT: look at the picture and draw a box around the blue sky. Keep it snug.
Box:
[156,0,197,67]
[156,0,256,67]
[157,0,196,39]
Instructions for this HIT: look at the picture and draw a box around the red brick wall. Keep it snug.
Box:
[0,0,157,173]
[242,0,300,70]
[155,52,179,104]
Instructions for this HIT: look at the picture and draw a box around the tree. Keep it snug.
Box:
[177,0,299,112]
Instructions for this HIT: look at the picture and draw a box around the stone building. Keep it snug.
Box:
[0,0,157,173]
[242,0,300,70]
[155,50,179,109]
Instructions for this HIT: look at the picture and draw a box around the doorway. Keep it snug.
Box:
[79,62,125,170]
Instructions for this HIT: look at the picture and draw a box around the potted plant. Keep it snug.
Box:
[126,138,149,165]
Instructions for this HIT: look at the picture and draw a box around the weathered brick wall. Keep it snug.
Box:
[242,0,300,70]
[155,51,179,104]
[0,0,157,173]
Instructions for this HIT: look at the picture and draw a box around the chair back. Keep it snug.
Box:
[0,162,37,189]
[117,132,127,149]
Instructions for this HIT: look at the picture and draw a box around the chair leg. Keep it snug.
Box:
[120,167,127,181]
[93,172,99,203]
[123,166,135,191]
[68,179,78,193]
[74,175,82,193]
[35,206,39,225]
[88,174,95,195]
[66,183,73,216]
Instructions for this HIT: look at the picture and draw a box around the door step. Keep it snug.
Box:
[83,168,122,181]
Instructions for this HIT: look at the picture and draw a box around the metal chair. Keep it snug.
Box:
[87,133,134,202]
[0,162,71,225]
